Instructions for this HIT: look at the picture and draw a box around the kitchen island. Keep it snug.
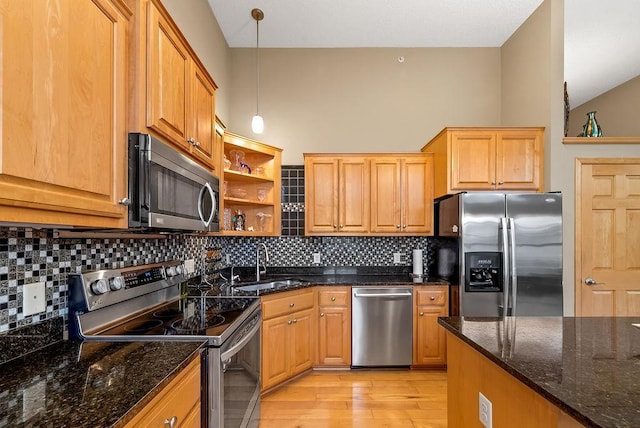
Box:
[439,316,640,428]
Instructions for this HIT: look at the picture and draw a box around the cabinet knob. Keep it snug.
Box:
[419,312,425,316]
[339,224,344,229]
[164,416,178,428]
[287,320,292,325]
[430,296,436,301]
[396,224,401,229]
[491,181,496,185]
[187,137,196,144]
[292,318,298,324]
[333,224,338,229]
[289,303,295,308]
[402,224,407,229]
[194,140,201,147]
[320,312,325,317]
[331,296,336,301]
[498,181,504,185]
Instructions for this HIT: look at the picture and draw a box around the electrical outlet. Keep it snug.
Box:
[393,252,402,264]
[23,282,46,317]
[313,253,321,264]
[184,259,195,275]
[479,392,493,428]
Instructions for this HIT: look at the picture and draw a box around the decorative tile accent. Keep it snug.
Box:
[281,165,305,236]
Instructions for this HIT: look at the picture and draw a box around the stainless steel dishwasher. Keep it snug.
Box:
[351,286,413,367]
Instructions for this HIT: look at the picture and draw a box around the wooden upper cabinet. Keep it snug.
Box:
[370,155,434,235]
[0,0,130,228]
[131,0,217,170]
[304,155,369,234]
[423,127,544,198]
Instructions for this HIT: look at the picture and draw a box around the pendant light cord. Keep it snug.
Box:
[255,17,260,116]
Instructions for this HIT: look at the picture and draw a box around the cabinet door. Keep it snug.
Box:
[289,308,314,376]
[0,0,128,228]
[401,157,433,234]
[339,158,369,233]
[305,158,339,233]
[450,131,496,190]
[414,287,448,367]
[262,316,290,391]
[318,307,351,366]
[496,130,542,191]
[189,63,216,169]
[147,1,190,149]
[370,158,401,233]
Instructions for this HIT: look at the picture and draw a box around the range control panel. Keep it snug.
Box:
[68,260,186,311]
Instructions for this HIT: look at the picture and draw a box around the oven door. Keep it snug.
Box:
[129,133,219,232]
[208,309,261,428]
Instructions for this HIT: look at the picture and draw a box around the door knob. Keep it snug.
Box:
[584,277,600,286]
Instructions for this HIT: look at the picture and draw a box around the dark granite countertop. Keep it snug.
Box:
[0,333,204,427]
[439,316,640,428]
[213,266,449,297]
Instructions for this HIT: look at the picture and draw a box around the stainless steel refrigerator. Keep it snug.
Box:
[436,192,563,317]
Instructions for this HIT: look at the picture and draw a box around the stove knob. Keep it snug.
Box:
[166,266,177,277]
[109,276,124,291]
[90,279,108,295]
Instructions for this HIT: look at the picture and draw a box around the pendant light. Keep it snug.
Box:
[251,8,264,134]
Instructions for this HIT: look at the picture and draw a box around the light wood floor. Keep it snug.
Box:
[258,369,448,428]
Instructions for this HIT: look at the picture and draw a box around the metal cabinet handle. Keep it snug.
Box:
[585,277,604,286]
[419,312,424,316]
[331,296,336,301]
[164,416,178,428]
[289,303,295,308]
[320,313,325,317]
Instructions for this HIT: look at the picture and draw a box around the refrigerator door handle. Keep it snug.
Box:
[508,217,517,316]
[500,217,510,317]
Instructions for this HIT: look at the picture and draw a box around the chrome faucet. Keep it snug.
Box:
[256,243,270,281]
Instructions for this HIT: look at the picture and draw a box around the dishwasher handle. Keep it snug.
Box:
[353,290,412,298]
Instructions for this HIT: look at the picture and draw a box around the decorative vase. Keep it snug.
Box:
[580,111,603,137]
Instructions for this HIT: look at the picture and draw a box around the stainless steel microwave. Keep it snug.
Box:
[127,133,219,232]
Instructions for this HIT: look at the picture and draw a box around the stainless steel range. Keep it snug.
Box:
[68,260,261,428]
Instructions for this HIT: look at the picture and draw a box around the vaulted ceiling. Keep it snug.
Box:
[208,0,640,108]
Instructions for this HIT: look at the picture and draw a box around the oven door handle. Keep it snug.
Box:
[220,317,261,362]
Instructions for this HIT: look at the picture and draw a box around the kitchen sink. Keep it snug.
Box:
[232,278,309,294]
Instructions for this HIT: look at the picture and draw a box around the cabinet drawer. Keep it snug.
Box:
[318,288,350,306]
[125,356,201,428]
[416,288,448,306]
[262,289,314,320]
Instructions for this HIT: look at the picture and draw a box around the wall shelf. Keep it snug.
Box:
[563,137,640,144]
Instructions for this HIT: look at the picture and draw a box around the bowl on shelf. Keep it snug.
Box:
[228,188,248,199]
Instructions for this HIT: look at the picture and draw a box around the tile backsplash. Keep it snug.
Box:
[0,166,453,360]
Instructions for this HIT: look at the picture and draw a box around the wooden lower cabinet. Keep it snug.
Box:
[125,355,201,428]
[261,289,315,392]
[413,286,449,367]
[316,287,351,367]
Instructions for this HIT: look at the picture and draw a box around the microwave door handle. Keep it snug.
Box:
[508,218,517,317]
[500,217,510,317]
[198,182,215,227]
[139,138,150,211]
